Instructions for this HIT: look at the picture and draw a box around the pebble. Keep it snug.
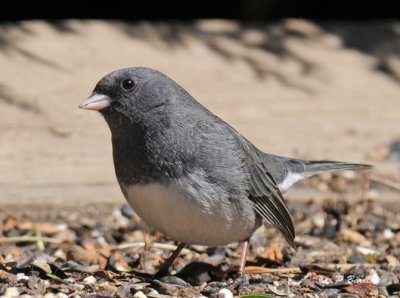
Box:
[16,273,29,281]
[131,283,150,290]
[120,203,136,218]
[313,213,326,228]
[368,269,380,285]
[383,228,395,239]
[43,293,56,298]
[65,277,76,284]
[142,288,159,296]
[55,293,68,298]
[112,208,130,228]
[348,254,367,264]
[53,248,66,260]
[3,287,20,298]
[133,291,147,298]
[98,281,114,291]
[356,246,379,255]
[83,275,97,284]
[320,288,340,297]
[67,245,94,266]
[160,275,191,287]
[218,288,233,298]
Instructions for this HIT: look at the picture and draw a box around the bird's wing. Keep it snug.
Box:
[235,135,296,248]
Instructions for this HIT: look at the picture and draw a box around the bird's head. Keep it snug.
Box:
[79,67,188,130]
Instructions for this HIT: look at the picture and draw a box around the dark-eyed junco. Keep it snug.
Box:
[79,67,370,278]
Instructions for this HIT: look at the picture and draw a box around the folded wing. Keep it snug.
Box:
[235,135,296,248]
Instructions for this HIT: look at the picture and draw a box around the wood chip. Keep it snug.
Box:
[341,228,373,247]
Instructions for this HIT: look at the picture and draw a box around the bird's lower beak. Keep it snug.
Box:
[79,93,111,111]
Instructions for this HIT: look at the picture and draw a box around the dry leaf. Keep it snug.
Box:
[3,215,18,234]
[385,255,400,267]
[343,283,379,298]
[260,243,284,264]
[0,269,18,284]
[83,242,100,264]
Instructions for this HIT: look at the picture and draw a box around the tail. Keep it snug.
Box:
[262,154,372,193]
[299,160,371,177]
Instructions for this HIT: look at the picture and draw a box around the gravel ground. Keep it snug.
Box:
[0,174,400,297]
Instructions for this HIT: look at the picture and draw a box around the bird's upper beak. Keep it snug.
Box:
[79,93,112,111]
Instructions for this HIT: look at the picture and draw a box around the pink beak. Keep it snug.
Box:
[79,93,111,111]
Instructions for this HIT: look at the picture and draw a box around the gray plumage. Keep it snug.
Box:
[80,67,371,249]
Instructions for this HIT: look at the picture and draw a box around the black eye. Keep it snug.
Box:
[121,79,136,90]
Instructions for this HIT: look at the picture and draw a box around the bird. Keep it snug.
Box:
[79,67,371,279]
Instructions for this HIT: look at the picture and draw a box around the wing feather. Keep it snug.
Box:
[236,135,296,248]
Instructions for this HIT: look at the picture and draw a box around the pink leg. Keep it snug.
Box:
[238,240,249,276]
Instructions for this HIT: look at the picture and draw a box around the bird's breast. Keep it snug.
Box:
[121,181,260,246]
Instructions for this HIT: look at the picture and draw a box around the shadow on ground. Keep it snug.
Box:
[1,20,400,83]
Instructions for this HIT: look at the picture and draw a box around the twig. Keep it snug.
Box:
[245,263,376,275]
[308,251,345,257]
[369,174,400,192]
[245,266,301,274]
[35,229,45,251]
[0,236,61,244]
[361,172,370,201]
[110,242,197,256]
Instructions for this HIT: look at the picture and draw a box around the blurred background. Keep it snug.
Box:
[1,3,399,208]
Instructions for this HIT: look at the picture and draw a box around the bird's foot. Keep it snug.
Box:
[227,272,249,294]
[153,268,168,279]
[206,272,248,295]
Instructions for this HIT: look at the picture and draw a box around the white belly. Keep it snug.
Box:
[121,181,259,246]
